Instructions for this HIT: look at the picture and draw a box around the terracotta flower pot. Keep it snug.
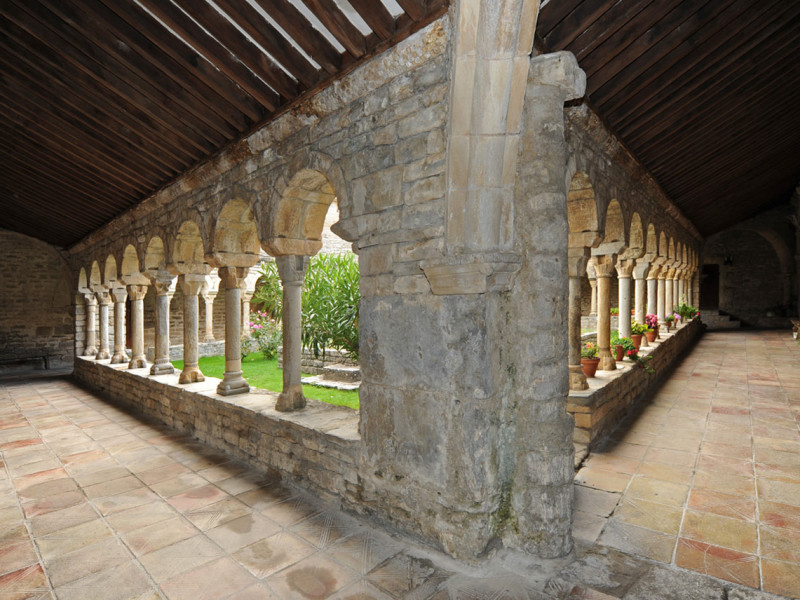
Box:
[645,329,657,343]
[631,334,643,349]
[580,357,600,378]
[614,344,624,361]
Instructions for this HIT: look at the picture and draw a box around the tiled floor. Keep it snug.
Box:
[1,329,798,599]
[574,329,800,598]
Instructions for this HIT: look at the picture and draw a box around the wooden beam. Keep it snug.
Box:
[301,0,368,58]
[347,0,396,40]
[395,0,427,22]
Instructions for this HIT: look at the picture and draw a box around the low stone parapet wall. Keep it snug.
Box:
[72,357,362,503]
[568,319,704,448]
[145,340,226,362]
[278,347,357,375]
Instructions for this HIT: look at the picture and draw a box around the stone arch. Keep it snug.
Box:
[658,232,668,258]
[120,244,147,284]
[144,236,168,273]
[645,224,657,256]
[750,228,793,274]
[90,261,102,287]
[209,198,260,267]
[629,213,644,253]
[104,255,118,285]
[668,238,676,262]
[602,199,625,244]
[78,267,89,293]
[172,220,210,274]
[566,171,600,248]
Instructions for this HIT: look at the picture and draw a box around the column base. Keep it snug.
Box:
[217,372,249,396]
[179,367,205,384]
[599,351,617,371]
[568,365,589,391]
[150,360,174,376]
[83,346,97,357]
[110,352,127,364]
[203,336,215,343]
[128,357,147,369]
[95,351,110,361]
[276,385,306,412]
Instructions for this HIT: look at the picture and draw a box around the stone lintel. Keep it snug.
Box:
[420,253,520,295]
[204,251,260,269]
[591,241,625,257]
[529,51,586,102]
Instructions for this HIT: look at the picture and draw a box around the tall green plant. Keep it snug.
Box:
[253,260,283,321]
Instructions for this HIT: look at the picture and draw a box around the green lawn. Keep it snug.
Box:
[172,352,359,410]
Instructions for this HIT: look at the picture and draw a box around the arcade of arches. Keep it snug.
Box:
[2,2,799,582]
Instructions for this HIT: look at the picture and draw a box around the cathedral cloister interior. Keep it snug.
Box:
[1,1,800,598]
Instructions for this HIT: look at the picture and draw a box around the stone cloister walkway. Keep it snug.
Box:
[1,330,798,600]
[574,329,800,599]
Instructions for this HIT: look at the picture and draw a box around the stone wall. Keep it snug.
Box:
[73,357,360,502]
[0,231,74,371]
[568,319,703,447]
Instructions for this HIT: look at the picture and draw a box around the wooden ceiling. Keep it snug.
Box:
[0,0,446,248]
[538,0,800,237]
[1,1,798,248]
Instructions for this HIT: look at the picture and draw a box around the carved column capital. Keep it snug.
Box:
[179,273,206,297]
[217,266,249,289]
[615,258,636,279]
[592,254,617,278]
[276,256,308,287]
[127,285,148,301]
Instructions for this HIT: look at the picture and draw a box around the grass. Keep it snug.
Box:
[172,352,360,410]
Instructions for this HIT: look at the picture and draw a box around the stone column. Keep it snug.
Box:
[588,259,598,316]
[217,266,249,396]
[568,249,589,391]
[149,277,175,376]
[202,290,216,342]
[241,289,254,333]
[179,275,206,384]
[616,259,635,338]
[646,265,659,319]
[95,289,111,361]
[657,271,667,324]
[127,285,148,369]
[594,255,617,371]
[664,268,676,323]
[275,255,308,411]
[110,288,128,364]
[82,294,98,356]
[633,260,650,328]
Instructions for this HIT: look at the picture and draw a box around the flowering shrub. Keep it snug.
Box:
[644,313,659,329]
[249,311,282,360]
[631,321,648,335]
[581,342,599,359]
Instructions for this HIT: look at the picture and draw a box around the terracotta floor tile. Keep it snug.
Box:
[93,487,161,516]
[699,441,753,460]
[150,473,208,498]
[760,499,800,531]
[73,466,131,488]
[36,518,114,561]
[233,530,316,578]
[43,537,130,587]
[636,461,694,484]
[582,453,641,475]
[686,489,755,522]
[693,471,755,498]
[573,468,631,494]
[27,501,99,537]
[643,447,696,467]
[574,485,621,518]
[255,495,323,527]
[53,560,155,600]
[757,478,800,507]
[680,509,758,554]
[610,497,683,535]
[761,558,800,599]
[167,484,230,513]
[696,454,754,478]
[206,512,282,553]
[597,520,676,563]
[675,538,759,588]
[572,510,607,546]
[21,489,85,518]
[290,511,359,550]
[625,476,689,507]
[16,477,78,501]
[760,524,800,563]
[121,515,198,557]
[226,583,281,600]
[82,474,144,499]
[0,563,50,599]
[267,552,357,600]
[160,556,255,600]
[183,496,252,531]
[0,540,39,576]
[139,534,226,584]
[105,501,177,534]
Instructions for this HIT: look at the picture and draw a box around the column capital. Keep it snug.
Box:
[529,51,586,101]
[276,255,308,287]
[95,289,112,306]
[615,258,636,278]
[592,254,617,278]
[127,284,148,301]
[179,273,206,296]
[632,259,650,280]
[148,275,176,297]
[110,286,127,304]
[83,292,97,306]
[217,265,249,289]
[567,247,590,278]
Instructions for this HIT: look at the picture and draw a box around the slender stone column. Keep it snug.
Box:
[633,260,650,329]
[646,266,659,319]
[588,259,598,316]
[568,249,590,391]
[594,255,617,371]
[217,266,249,396]
[95,290,111,360]
[149,277,175,376]
[241,289,254,332]
[616,259,635,338]
[657,272,667,324]
[664,268,676,323]
[179,275,205,384]
[127,285,148,369]
[110,288,128,364]
[275,255,308,411]
[202,291,216,342]
[83,294,98,356]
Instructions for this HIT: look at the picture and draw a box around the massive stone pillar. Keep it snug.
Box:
[127,285,148,369]
[216,266,249,396]
[82,294,98,356]
[148,276,175,376]
[94,289,111,361]
[110,287,128,364]
[276,256,308,412]
[593,254,617,370]
[616,259,635,338]
[633,260,650,328]
[568,249,589,391]
[179,275,206,384]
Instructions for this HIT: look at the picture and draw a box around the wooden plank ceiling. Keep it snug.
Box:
[538,0,800,237]
[1,1,798,248]
[0,0,447,248]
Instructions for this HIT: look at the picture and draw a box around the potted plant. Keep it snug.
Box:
[630,321,647,349]
[610,307,619,316]
[580,342,600,377]
[644,313,659,341]
[610,330,624,361]
[618,336,636,361]
[665,314,674,331]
